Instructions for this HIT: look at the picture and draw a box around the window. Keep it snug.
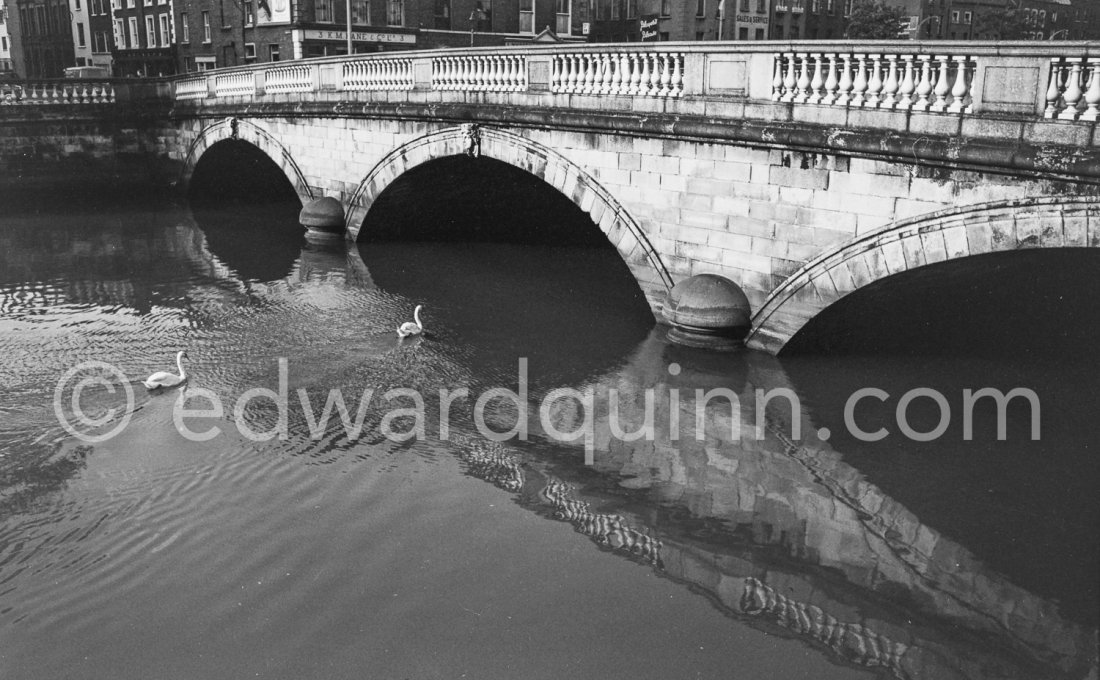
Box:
[180,13,188,41]
[128,16,138,47]
[951,10,959,22]
[963,11,971,23]
[754,27,764,38]
[202,10,210,42]
[74,0,80,10]
[627,0,636,18]
[739,0,747,9]
[76,22,86,47]
[113,17,124,46]
[555,0,569,34]
[826,0,833,12]
[756,0,764,10]
[658,30,668,39]
[144,0,152,8]
[660,0,670,16]
[2,37,7,50]
[196,56,215,71]
[269,43,280,61]
[316,0,331,21]
[245,1,253,24]
[738,26,747,39]
[145,15,155,46]
[611,0,619,19]
[696,0,704,17]
[386,0,403,25]
[95,30,109,51]
[353,0,370,23]
[127,0,134,9]
[244,42,255,62]
[811,0,818,11]
[159,14,170,46]
[518,0,532,32]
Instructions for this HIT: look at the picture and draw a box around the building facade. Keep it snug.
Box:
[1,5,13,73]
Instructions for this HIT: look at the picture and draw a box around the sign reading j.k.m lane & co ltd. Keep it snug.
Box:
[640,14,660,41]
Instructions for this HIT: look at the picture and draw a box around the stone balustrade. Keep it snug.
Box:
[174,75,208,101]
[431,55,527,91]
[773,52,974,114]
[265,64,314,94]
[214,72,255,98]
[0,81,116,105]
[6,41,1100,135]
[344,58,414,91]
[550,52,684,97]
[1044,56,1100,121]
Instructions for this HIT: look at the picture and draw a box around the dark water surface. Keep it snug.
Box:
[0,192,1097,680]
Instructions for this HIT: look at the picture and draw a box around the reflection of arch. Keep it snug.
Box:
[748,197,1100,353]
[178,117,314,203]
[346,125,673,306]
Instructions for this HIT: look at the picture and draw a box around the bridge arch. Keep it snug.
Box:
[747,197,1100,354]
[346,125,673,306]
[178,117,314,204]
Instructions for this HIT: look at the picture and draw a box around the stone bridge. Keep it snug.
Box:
[5,42,1100,352]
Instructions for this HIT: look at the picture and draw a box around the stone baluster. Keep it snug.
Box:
[609,54,623,94]
[881,54,899,108]
[781,52,797,102]
[851,54,868,106]
[947,56,970,113]
[597,54,610,94]
[486,56,497,91]
[435,58,445,90]
[1059,58,1085,120]
[584,54,597,94]
[807,53,824,104]
[659,53,672,96]
[897,55,915,110]
[638,53,652,96]
[649,53,662,95]
[1082,60,1100,121]
[488,56,498,90]
[912,55,932,112]
[515,56,525,91]
[772,53,785,101]
[835,53,853,105]
[568,54,581,93]
[550,55,560,92]
[452,57,462,90]
[627,54,641,95]
[670,53,684,96]
[822,54,839,105]
[930,55,952,112]
[1043,58,1064,118]
[864,53,883,107]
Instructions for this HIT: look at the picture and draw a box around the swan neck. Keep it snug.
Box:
[414,306,422,327]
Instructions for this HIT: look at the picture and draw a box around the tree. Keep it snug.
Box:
[973,6,1030,40]
[845,0,909,39]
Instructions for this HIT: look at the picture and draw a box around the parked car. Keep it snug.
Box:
[63,66,111,79]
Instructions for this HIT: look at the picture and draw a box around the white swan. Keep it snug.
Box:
[143,351,188,389]
[397,305,424,338]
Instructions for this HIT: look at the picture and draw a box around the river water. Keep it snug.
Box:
[0,190,1096,680]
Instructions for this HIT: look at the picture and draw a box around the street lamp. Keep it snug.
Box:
[469,8,486,46]
[917,14,940,38]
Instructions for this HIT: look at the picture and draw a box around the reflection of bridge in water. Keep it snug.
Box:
[2,216,1094,679]
[451,329,1097,680]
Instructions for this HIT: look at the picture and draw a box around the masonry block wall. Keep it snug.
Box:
[174,114,1100,340]
[0,112,178,191]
